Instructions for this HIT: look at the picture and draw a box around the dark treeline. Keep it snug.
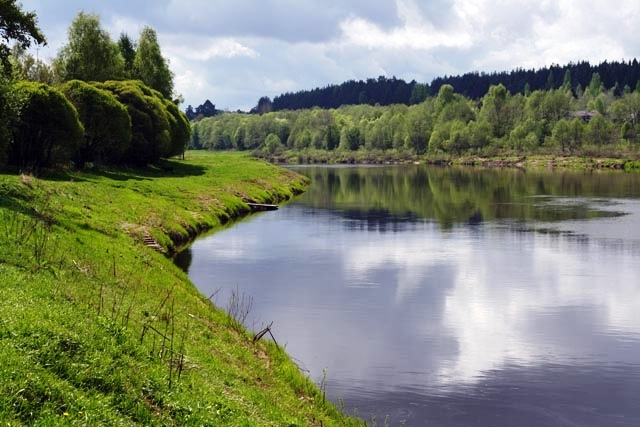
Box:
[272,76,423,111]
[433,60,640,99]
[262,60,640,112]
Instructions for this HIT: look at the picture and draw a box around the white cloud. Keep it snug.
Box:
[165,36,259,61]
[16,0,640,109]
[338,0,473,51]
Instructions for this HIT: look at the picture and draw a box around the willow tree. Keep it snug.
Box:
[96,80,171,166]
[133,26,173,99]
[9,82,83,171]
[60,80,132,167]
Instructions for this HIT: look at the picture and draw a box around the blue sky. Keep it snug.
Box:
[18,0,640,111]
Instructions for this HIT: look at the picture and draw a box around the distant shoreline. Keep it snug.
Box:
[252,150,640,172]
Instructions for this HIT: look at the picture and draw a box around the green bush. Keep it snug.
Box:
[60,80,132,167]
[8,81,83,172]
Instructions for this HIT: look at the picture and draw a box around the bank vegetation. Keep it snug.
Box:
[191,77,640,169]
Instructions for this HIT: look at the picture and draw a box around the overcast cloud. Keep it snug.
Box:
[18,0,640,110]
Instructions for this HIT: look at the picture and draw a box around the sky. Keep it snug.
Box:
[17,0,640,111]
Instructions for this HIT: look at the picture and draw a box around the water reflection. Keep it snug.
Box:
[293,165,638,227]
[183,166,640,426]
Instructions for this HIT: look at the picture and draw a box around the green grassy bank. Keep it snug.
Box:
[0,152,362,426]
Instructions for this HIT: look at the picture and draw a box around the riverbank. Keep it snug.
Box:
[0,152,362,426]
[254,148,640,171]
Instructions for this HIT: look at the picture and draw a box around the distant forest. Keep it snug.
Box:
[259,60,640,112]
[190,68,640,162]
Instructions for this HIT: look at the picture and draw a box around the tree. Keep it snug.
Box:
[479,84,509,138]
[0,1,46,164]
[54,12,125,82]
[546,70,555,90]
[550,119,571,153]
[0,73,18,164]
[118,33,136,77]
[587,72,604,98]
[96,80,171,166]
[59,80,132,167]
[364,116,391,150]
[264,133,284,154]
[509,119,542,152]
[445,120,471,154]
[338,125,361,151]
[9,44,55,84]
[8,81,83,171]
[189,123,202,149]
[585,114,615,146]
[406,102,434,154]
[435,84,455,110]
[0,0,46,74]
[409,83,429,104]
[610,92,640,143]
[551,118,584,153]
[253,96,273,115]
[233,124,246,150]
[561,69,572,92]
[540,89,572,122]
[293,129,312,150]
[133,26,173,99]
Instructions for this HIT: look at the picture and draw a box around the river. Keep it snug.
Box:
[177,165,640,426]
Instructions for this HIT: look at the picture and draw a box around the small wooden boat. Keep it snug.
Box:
[247,202,279,211]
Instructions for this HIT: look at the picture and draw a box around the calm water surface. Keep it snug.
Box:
[178,166,640,426]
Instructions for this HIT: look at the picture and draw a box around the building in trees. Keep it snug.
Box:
[186,99,218,121]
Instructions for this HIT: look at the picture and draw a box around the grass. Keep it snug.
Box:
[0,151,364,426]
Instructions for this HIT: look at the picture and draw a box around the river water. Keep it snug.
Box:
[177,165,640,426]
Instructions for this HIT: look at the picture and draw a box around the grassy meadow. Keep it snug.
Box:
[0,151,363,426]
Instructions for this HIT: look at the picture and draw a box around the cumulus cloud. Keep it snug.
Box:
[164,36,259,61]
[17,0,640,110]
[159,0,399,42]
[338,15,472,51]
